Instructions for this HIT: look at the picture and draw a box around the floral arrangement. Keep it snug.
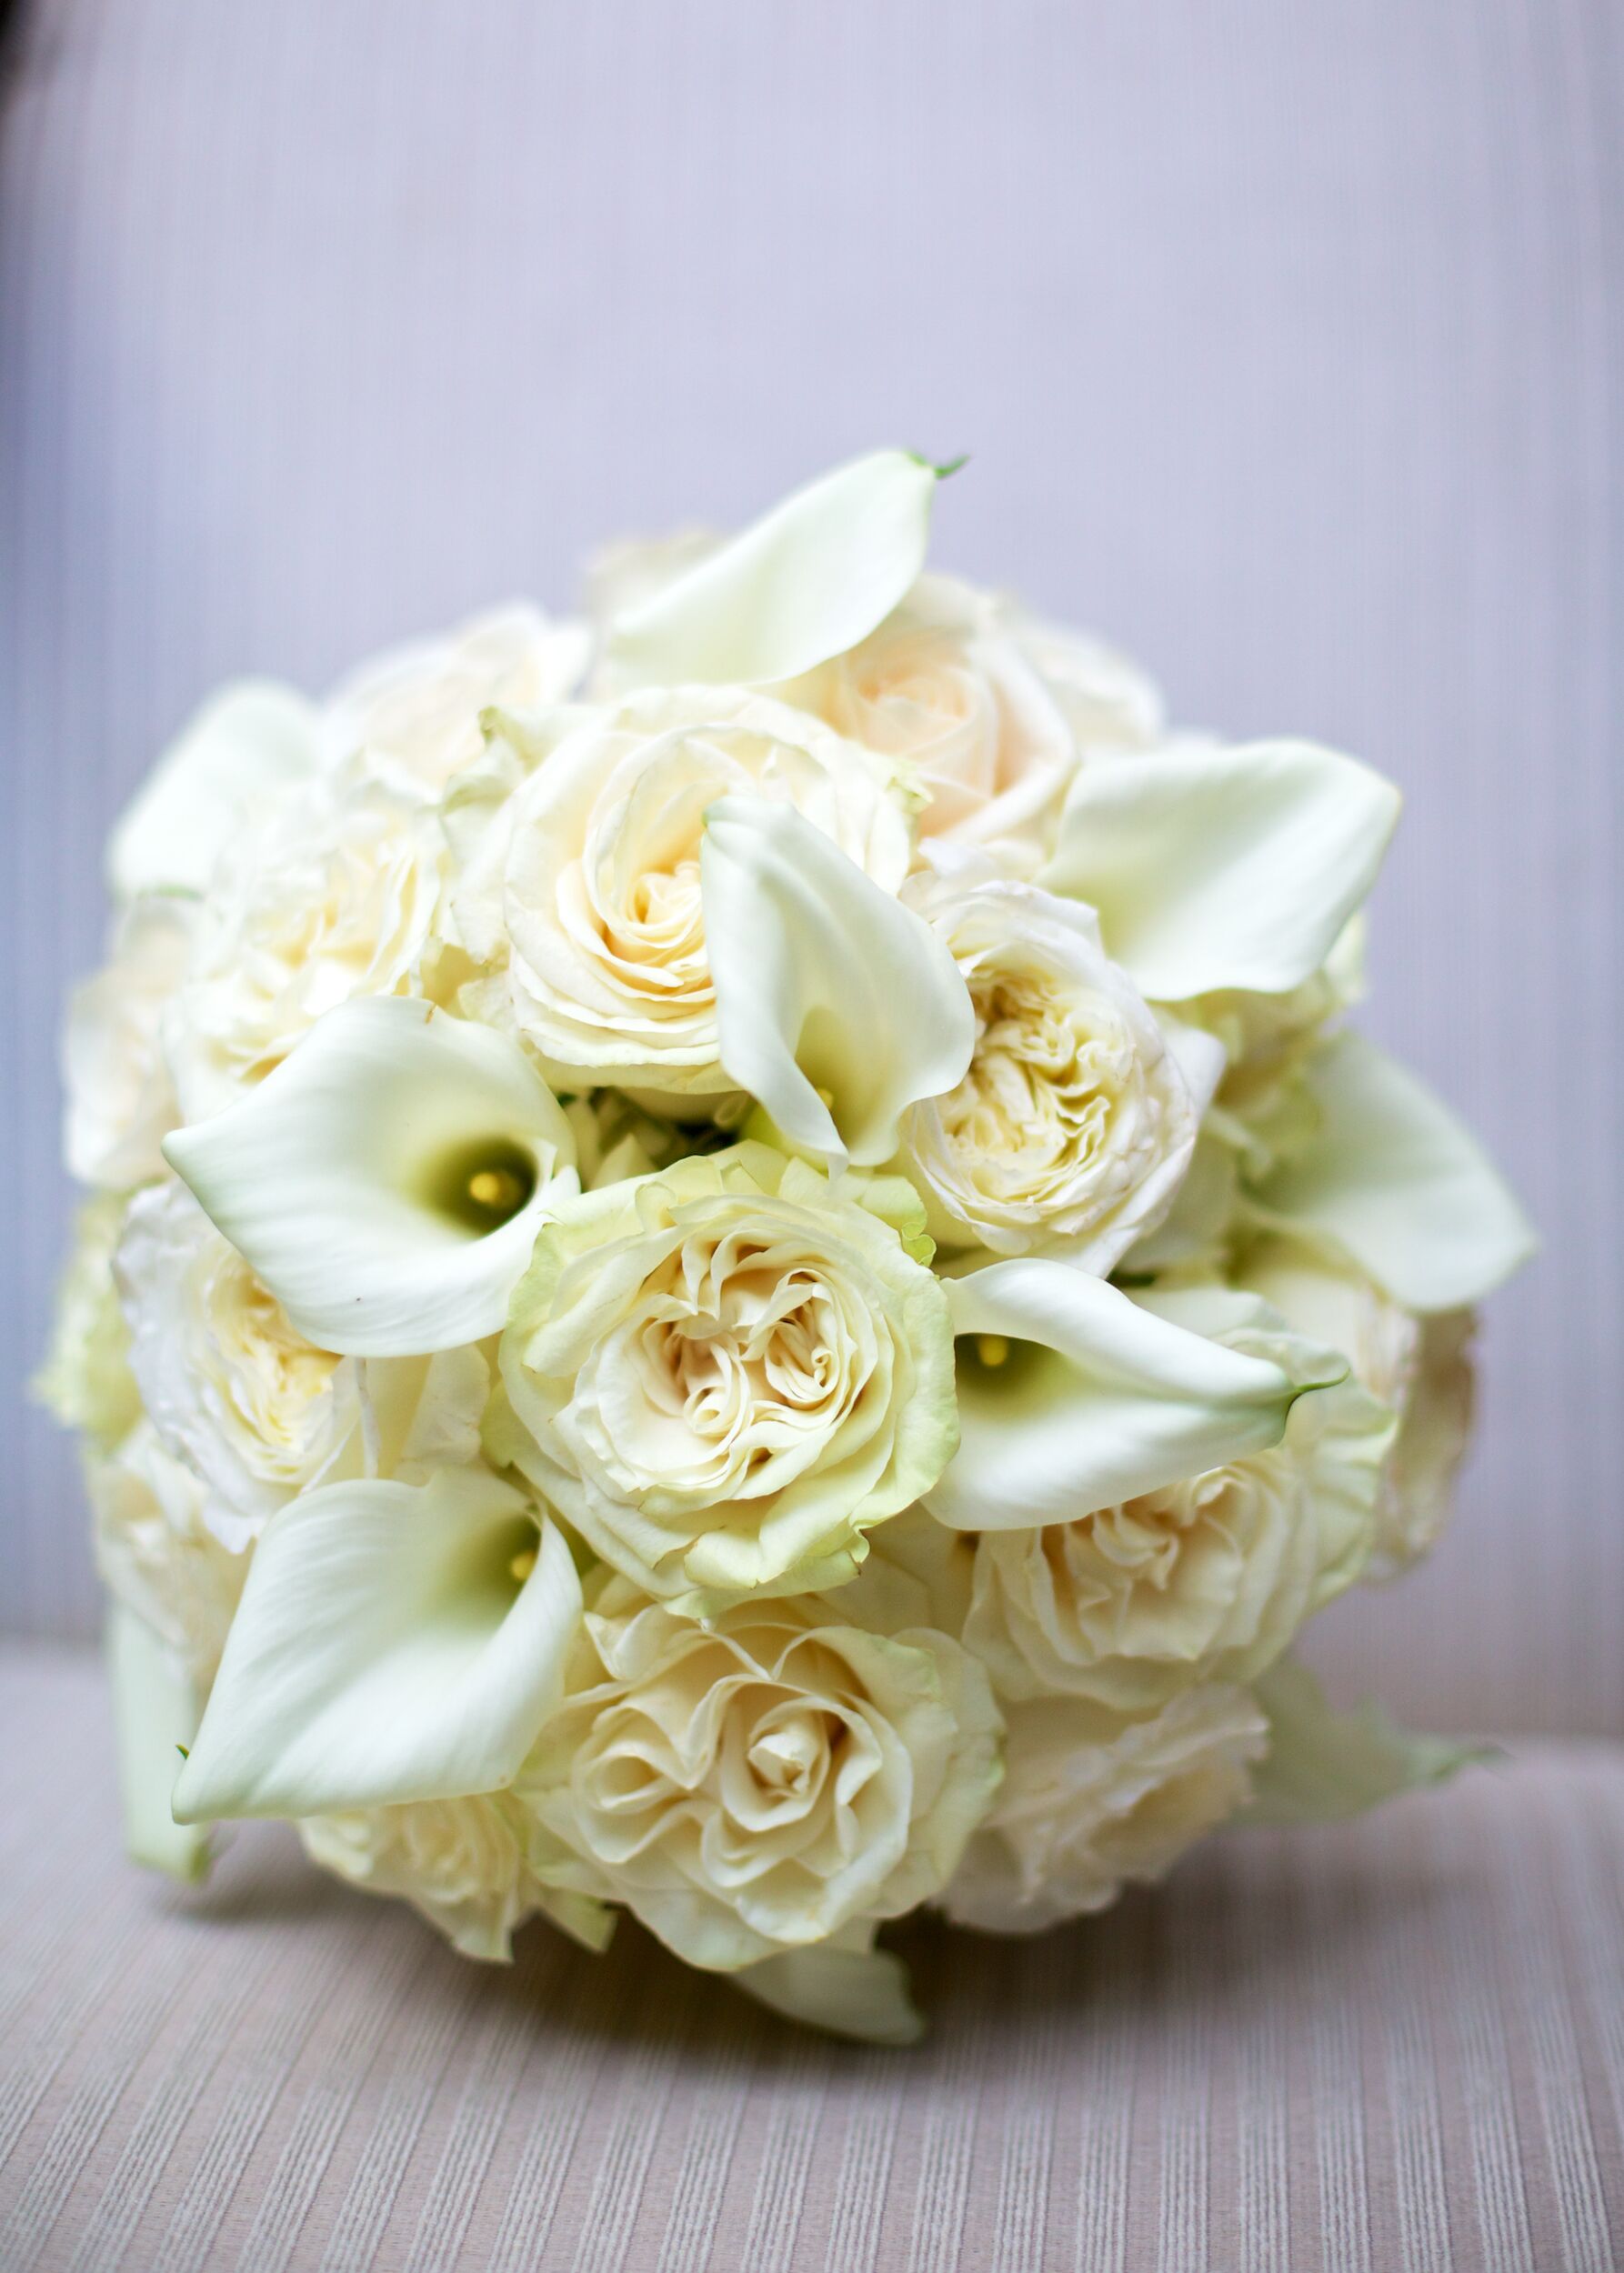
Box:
[41,453,1534,2042]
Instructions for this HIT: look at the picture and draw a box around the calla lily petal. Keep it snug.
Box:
[106,1601,211,1881]
[1243,1658,1489,1826]
[164,996,579,1356]
[173,1469,580,1822]
[703,796,975,1172]
[736,1933,925,2045]
[925,1260,1328,1530]
[606,450,944,688]
[1041,741,1401,998]
[108,681,321,901]
[1252,1031,1536,1311]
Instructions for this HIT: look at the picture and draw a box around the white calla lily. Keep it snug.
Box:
[164,997,579,1357]
[702,796,975,1172]
[737,1929,925,2045]
[606,450,946,689]
[1243,1658,1487,1826]
[1041,741,1401,999]
[1252,1031,1536,1311]
[106,1601,211,1881]
[108,681,321,901]
[173,1469,580,1823]
[926,1260,1335,1531]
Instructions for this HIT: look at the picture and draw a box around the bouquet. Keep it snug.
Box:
[40,453,1534,2042]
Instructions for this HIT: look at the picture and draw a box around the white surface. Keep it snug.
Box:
[1,0,1618,1729]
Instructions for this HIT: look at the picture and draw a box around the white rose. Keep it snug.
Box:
[897,875,1216,1267]
[944,1687,1264,1934]
[786,576,1160,874]
[115,1181,490,1549]
[165,769,443,1120]
[323,603,588,793]
[63,896,193,1187]
[517,1576,1002,1972]
[495,1143,958,1607]
[446,687,910,1098]
[115,1183,361,1547]
[1237,1235,1475,1572]
[300,1794,612,1963]
[33,1194,143,1453]
[961,1289,1393,1712]
[88,1421,250,1687]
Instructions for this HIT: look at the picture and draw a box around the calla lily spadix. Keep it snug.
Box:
[173,1468,581,1823]
[606,449,949,690]
[163,996,580,1357]
[1041,740,1401,1000]
[702,795,976,1174]
[924,1258,1341,1531]
[1251,1030,1537,1312]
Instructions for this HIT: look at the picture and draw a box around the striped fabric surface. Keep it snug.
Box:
[5,1645,1622,2273]
[1,0,1621,1737]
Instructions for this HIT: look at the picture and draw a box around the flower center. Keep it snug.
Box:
[425,1137,537,1234]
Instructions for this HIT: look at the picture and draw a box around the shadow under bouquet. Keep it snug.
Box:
[40,452,1534,2042]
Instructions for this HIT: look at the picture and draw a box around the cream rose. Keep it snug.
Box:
[897,875,1217,1267]
[300,1794,612,1963]
[516,1576,1002,1971]
[88,1422,250,1687]
[115,1181,491,1549]
[63,895,193,1188]
[1237,1234,1475,1572]
[495,1143,957,1607]
[33,1194,143,1454]
[165,769,443,1121]
[786,575,1160,875]
[115,1183,361,1548]
[445,687,911,1098]
[961,1289,1393,1712]
[944,1687,1264,1933]
[323,603,588,793]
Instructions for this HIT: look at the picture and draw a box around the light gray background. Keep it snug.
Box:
[1,0,1618,1730]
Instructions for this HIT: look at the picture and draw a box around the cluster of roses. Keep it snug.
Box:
[43,454,1531,2039]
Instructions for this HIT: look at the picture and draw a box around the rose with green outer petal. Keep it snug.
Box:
[515,1574,1002,1975]
[494,1142,958,1609]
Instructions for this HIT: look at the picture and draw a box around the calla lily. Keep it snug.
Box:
[1251,1031,1536,1311]
[737,1930,925,2046]
[106,1601,211,1882]
[1041,741,1401,999]
[1243,1658,1488,1826]
[702,796,975,1172]
[606,450,947,689]
[108,681,321,901]
[173,1468,580,1823]
[164,996,579,1357]
[925,1260,1335,1530]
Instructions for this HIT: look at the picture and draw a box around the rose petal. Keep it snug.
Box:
[108,682,321,900]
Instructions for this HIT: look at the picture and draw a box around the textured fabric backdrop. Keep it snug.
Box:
[1,0,1619,1731]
